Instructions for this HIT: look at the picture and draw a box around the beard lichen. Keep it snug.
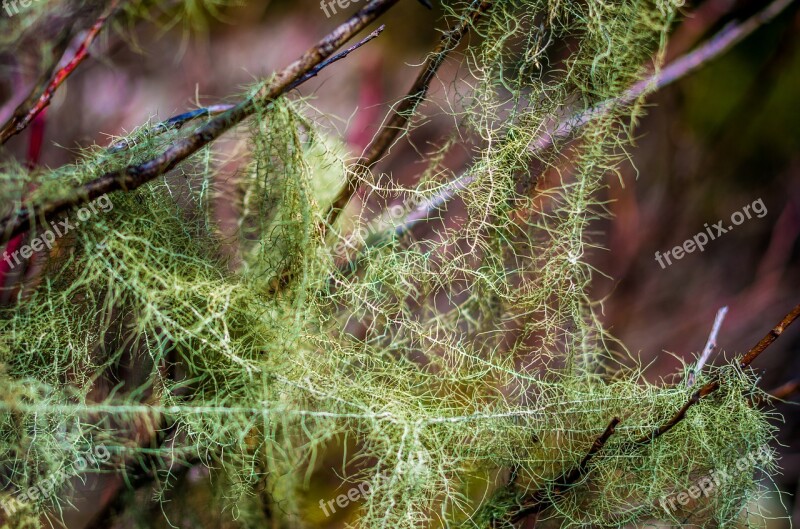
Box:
[0,1,780,528]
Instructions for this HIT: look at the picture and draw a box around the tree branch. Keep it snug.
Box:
[629,303,800,448]
[381,0,796,243]
[108,25,385,153]
[767,378,800,401]
[0,2,396,245]
[739,303,800,368]
[498,417,620,526]
[0,0,122,145]
[326,0,493,226]
[687,306,728,387]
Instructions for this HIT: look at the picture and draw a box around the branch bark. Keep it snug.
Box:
[326,0,493,226]
[497,417,620,526]
[0,0,122,145]
[381,0,796,244]
[0,2,396,246]
[629,303,800,449]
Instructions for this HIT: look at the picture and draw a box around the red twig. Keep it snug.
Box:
[0,2,395,246]
[0,0,122,145]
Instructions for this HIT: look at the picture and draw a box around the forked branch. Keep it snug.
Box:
[629,303,800,448]
[0,1,397,245]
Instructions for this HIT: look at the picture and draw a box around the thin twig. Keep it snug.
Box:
[326,0,492,226]
[530,0,796,153]
[380,0,796,244]
[0,0,122,145]
[107,105,235,153]
[108,26,386,153]
[0,3,396,245]
[687,306,728,387]
[499,417,620,526]
[629,303,800,448]
[501,304,799,526]
[361,0,491,169]
[739,303,800,368]
[767,379,800,401]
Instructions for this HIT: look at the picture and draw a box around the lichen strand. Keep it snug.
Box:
[0,1,777,528]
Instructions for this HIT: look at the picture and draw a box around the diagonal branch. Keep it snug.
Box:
[687,306,728,387]
[628,303,800,449]
[0,3,396,245]
[380,0,796,244]
[107,25,387,153]
[739,303,800,368]
[767,378,800,401]
[497,417,620,526]
[326,0,493,226]
[0,0,123,145]
[495,304,798,526]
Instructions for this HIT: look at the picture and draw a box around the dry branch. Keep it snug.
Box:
[0,1,398,245]
[385,0,797,242]
[498,417,620,526]
[630,303,800,448]
[326,0,493,226]
[687,306,728,387]
[0,0,122,145]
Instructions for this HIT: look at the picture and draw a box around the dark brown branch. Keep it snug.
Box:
[629,303,800,449]
[360,0,492,169]
[108,26,385,154]
[495,417,620,527]
[739,303,800,368]
[0,0,122,145]
[326,0,493,225]
[0,2,396,245]
[767,378,800,401]
[496,301,797,526]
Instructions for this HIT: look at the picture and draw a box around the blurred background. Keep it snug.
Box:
[0,0,798,527]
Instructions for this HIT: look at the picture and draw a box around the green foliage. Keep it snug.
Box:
[0,1,779,528]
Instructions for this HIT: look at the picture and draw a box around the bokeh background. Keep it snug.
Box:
[1,0,798,527]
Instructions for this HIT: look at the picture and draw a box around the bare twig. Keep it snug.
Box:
[360,0,492,170]
[530,0,796,153]
[767,378,800,401]
[107,25,385,153]
[739,303,800,368]
[107,105,235,153]
[498,304,799,526]
[326,0,493,226]
[629,303,800,448]
[0,0,122,145]
[0,3,397,245]
[687,306,729,387]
